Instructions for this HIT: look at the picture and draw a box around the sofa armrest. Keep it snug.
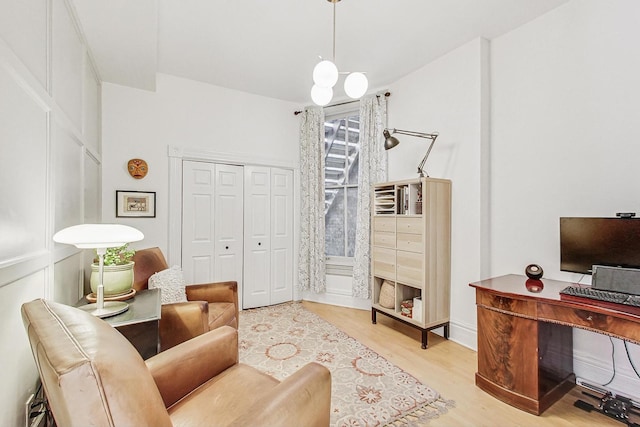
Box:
[146,326,239,408]
[185,281,237,305]
[159,301,209,351]
[229,362,332,427]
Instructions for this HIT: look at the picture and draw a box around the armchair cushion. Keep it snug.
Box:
[148,265,188,304]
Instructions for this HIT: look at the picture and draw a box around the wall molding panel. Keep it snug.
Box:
[0,0,102,425]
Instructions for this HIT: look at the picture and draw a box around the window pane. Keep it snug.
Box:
[325,119,346,185]
[346,116,359,185]
[347,152,359,185]
[324,113,360,260]
[346,187,358,257]
[325,188,345,256]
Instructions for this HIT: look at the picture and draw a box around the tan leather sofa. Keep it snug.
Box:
[132,247,239,351]
[21,299,332,427]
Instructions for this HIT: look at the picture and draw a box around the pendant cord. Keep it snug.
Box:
[332,1,336,62]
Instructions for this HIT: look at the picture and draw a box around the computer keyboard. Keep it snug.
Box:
[560,285,640,308]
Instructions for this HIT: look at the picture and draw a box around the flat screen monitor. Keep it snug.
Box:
[560,217,640,274]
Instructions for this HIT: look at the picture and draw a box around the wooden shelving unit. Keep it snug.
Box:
[370,177,452,348]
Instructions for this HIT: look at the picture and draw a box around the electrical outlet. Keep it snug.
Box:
[24,394,35,427]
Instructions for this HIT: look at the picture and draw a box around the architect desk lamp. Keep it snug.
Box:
[383,128,439,177]
[53,224,144,318]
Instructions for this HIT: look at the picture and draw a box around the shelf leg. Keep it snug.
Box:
[421,330,428,349]
[444,323,450,339]
[371,308,377,324]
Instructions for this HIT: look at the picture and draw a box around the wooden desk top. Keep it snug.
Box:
[470,274,570,302]
[470,274,640,345]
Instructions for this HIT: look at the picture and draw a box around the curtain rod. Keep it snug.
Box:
[293,91,391,115]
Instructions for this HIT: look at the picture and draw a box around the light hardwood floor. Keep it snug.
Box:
[302,301,622,427]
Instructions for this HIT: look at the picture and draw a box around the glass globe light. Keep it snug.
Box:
[312,60,339,88]
[344,72,368,99]
[311,85,333,106]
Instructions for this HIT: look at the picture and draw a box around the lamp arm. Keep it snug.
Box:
[416,135,438,177]
[390,128,439,139]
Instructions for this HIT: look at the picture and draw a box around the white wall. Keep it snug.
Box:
[101,73,301,256]
[490,0,640,399]
[380,0,640,402]
[0,0,101,424]
[386,38,490,347]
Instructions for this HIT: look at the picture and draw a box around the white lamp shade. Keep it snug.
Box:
[344,72,368,99]
[311,84,333,106]
[53,224,144,249]
[312,60,339,88]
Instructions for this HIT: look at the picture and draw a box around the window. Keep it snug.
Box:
[324,112,360,275]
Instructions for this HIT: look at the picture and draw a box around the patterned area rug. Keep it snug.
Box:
[238,302,454,426]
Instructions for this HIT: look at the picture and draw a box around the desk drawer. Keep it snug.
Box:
[477,291,537,318]
[397,217,422,234]
[537,304,640,343]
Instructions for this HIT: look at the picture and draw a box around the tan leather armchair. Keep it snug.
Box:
[132,247,238,351]
[22,299,331,427]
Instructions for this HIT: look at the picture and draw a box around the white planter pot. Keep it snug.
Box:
[90,262,135,297]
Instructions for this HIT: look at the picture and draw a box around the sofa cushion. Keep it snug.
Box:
[149,266,188,304]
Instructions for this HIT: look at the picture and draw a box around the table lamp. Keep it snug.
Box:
[53,224,144,318]
[383,128,439,177]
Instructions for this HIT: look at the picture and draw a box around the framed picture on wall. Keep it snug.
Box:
[116,191,156,218]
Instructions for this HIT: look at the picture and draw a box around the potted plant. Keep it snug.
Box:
[89,244,136,297]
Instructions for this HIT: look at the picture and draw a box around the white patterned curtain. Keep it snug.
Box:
[298,107,326,293]
[352,95,387,298]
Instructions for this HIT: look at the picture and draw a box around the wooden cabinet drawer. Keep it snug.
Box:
[396,250,423,287]
[373,216,395,232]
[477,291,537,318]
[372,247,395,280]
[396,232,423,253]
[373,231,395,248]
[537,304,640,343]
[397,217,422,234]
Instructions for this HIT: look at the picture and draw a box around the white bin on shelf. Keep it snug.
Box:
[413,297,422,322]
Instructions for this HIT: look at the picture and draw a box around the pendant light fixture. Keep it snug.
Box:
[311,0,368,106]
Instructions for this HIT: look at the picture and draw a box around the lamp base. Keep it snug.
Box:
[78,301,129,318]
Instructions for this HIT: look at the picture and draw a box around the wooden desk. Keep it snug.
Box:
[470,274,640,415]
[77,288,161,359]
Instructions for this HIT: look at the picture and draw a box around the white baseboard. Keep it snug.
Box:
[302,291,371,311]
[448,320,477,351]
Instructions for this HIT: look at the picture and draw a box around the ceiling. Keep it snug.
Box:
[71,0,569,105]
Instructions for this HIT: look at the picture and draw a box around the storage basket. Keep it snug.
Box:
[379,281,395,309]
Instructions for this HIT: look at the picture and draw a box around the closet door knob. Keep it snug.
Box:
[225,246,229,250]
[258,242,262,246]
